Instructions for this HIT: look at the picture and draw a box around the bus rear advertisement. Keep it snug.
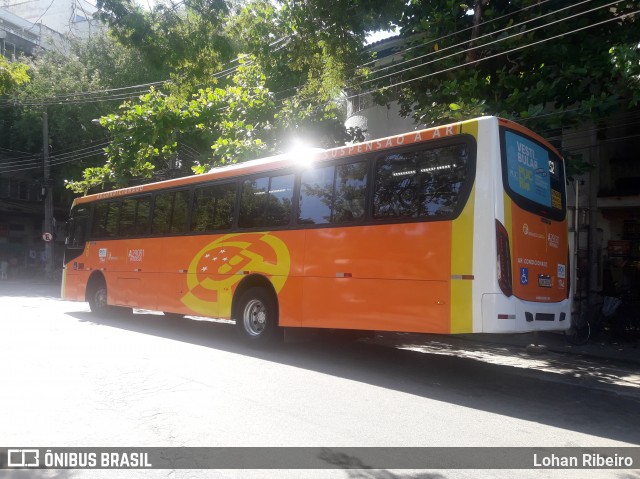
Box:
[62,116,571,343]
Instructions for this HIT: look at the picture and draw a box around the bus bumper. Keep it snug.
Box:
[481,293,571,333]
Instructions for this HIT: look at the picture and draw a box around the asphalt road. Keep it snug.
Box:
[1,282,639,479]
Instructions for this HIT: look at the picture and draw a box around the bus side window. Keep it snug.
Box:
[191,183,236,232]
[120,196,151,237]
[266,174,294,226]
[239,177,269,228]
[373,143,471,219]
[374,153,419,218]
[418,144,470,217]
[152,190,189,234]
[239,175,293,228]
[152,192,173,234]
[171,190,189,233]
[135,197,151,235]
[332,162,367,223]
[298,166,333,224]
[91,201,120,238]
[120,198,137,236]
[298,160,367,225]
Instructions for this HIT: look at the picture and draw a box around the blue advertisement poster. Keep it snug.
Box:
[505,131,551,207]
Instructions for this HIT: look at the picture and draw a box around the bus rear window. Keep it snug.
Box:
[501,128,566,221]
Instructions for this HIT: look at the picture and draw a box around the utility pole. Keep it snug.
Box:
[43,108,54,278]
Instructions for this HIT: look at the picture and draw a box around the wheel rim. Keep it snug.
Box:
[243,299,267,337]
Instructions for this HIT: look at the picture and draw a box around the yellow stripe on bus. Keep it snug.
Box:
[503,191,513,250]
[450,120,478,333]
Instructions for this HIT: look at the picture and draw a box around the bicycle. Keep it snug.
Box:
[564,309,592,345]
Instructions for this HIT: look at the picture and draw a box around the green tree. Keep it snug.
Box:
[0,56,30,95]
[65,60,274,192]
[0,31,170,205]
[385,0,640,134]
[65,0,401,192]
[95,0,233,86]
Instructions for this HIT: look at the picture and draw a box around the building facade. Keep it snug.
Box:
[1,0,98,41]
[0,1,95,279]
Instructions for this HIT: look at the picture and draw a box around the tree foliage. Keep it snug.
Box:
[389,0,640,134]
[0,31,172,206]
[95,0,233,86]
[7,0,638,194]
[64,0,401,192]
[66,61,275,192]
[0,56,30,95]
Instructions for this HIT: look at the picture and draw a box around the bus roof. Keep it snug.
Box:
[73,116,558,206]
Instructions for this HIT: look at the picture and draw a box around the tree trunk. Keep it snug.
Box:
[466,0,488,63]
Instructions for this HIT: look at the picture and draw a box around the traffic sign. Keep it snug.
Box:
[42,232,53,242]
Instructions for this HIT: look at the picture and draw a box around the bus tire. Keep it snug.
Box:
[88,277,110,316]
[235,287,282,344]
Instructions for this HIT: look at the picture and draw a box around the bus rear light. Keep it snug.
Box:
[495,219,513,297]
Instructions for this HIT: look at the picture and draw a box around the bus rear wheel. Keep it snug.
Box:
[235,287,282,344]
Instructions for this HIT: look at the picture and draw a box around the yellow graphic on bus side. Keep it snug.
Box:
[180,232,291,316]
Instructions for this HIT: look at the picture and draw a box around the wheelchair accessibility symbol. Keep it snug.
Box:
[520,267,529,285]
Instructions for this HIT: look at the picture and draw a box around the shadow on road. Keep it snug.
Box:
[66,309,640,447]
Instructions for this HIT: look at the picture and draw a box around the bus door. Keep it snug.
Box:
[63,205,90,301]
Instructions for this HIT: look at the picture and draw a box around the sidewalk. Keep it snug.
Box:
[367,329,640,366]
[462,330,640,365]
[364,330,640,396]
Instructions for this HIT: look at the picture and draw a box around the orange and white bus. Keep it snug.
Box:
[62,116,571,343]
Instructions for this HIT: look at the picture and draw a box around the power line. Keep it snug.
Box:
[0,142,110,170]
[347,0,624,92]
[0,140,110,165]
[0,88,164,108]
[353,0,599,86]
[345,8,640,101]
[357,0,561,71]
[12,0,624,111]
[24,0,57,32]
[0,148,107,174]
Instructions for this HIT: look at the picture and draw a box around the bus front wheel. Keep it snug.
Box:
[235,287,282,344]
[88,279,109,316]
